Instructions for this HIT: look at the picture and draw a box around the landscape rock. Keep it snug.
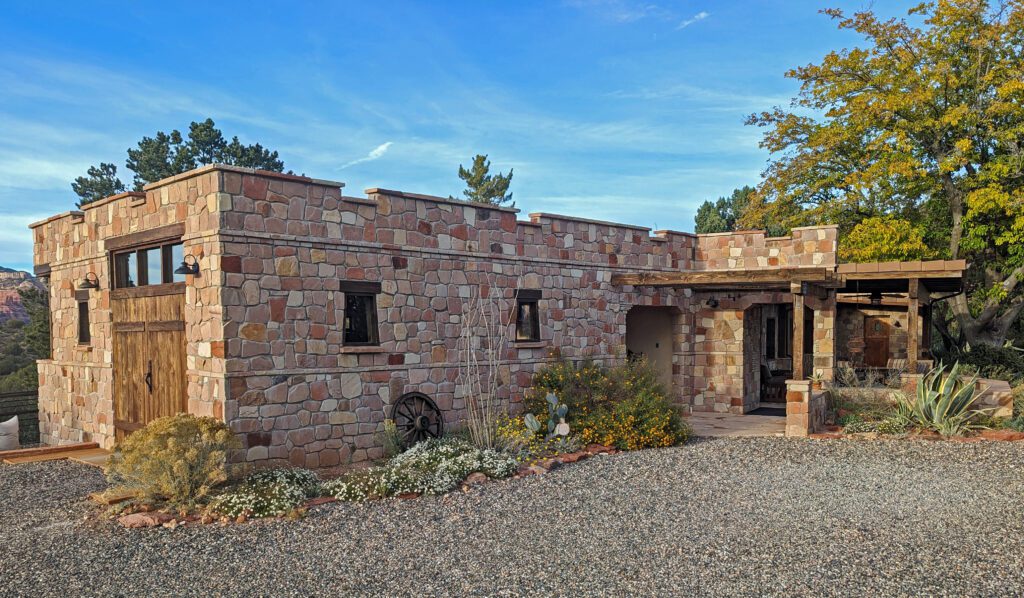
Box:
[117,512,175,529]
[463,472,489,485]
[980,429,1024,441]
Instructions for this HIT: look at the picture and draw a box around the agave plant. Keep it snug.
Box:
[896,362,989,437]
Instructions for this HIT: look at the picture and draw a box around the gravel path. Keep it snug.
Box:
[2,437,1024,597]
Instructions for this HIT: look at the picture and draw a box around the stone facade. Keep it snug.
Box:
[32,165,840,466]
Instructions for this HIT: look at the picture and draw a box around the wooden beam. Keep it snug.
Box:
[611,267,831,288]
[907,279,920,374]
[105,222,185,252]
[793,293,805,379]
[840,270,964,281]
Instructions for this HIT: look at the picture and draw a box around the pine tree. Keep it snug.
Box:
[454,154,514,207]
[74,119,287,204]
[71,163,126,207]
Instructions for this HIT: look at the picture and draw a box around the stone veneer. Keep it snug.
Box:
[32,165,838,467]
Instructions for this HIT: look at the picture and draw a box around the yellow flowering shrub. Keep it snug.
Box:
[106,414,240,508]
[526,358,689,451]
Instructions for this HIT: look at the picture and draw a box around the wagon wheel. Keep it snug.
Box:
[391,392,444,447]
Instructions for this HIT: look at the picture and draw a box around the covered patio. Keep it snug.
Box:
[613,259,966,437]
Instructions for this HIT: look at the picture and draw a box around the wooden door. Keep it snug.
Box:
[863,316,890,368]
[112,287,187,441]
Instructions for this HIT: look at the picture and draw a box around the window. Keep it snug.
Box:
[113,242,184,289]
[340,281,381,346]
[515,289,542,342]
[76,294,90,345]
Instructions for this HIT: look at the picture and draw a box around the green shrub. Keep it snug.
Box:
[526,358,688,451]
[212,468,321,518]
[323,437,518,501]
[579,389,690,450]
[106,414,240,508]
[947,344,1024,385]
[843,419,878,434]
[897,362,987,437]
[876,417,909,435]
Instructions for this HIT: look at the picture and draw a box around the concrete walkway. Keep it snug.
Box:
[687,412,786,437]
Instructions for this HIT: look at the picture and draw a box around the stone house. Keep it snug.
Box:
[30,165,965,467]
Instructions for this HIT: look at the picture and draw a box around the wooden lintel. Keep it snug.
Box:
[611,267,831,288]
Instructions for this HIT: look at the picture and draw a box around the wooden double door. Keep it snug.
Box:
[112,286,187,441]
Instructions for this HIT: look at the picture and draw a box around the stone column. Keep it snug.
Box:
[785,379,810,437]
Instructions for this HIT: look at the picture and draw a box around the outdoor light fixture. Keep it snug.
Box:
[173,254,200,276]
[869,291,883,306]
[706,297,719,308]
[78,272,99,290]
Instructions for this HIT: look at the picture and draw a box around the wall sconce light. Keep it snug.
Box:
[173,254,200,276]
[78,272,99,290]
[894,320,902,329]
[869,291,883,306]
[706,297,719,308]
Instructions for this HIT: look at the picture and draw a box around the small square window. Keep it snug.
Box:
[77,300,91,345]
[516,300,541,342]
[344,293,379,345]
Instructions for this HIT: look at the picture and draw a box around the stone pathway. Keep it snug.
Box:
[687,411,786,437]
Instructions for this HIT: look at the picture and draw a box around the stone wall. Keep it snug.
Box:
[216,183,688,468]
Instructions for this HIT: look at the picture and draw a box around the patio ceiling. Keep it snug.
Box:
[836,260,966,295]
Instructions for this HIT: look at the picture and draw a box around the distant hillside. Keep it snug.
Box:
[0,268,45,324]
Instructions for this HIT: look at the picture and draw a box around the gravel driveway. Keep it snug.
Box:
[2,437,1023,597]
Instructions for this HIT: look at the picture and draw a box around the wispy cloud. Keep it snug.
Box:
[564,0,674,24]
[677,11,709,29]
[341,142,394,169]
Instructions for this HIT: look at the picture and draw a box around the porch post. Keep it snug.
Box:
[907,278,920,374]
[792,285,805,380]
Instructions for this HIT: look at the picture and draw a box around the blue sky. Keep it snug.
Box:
[0,0,918,271]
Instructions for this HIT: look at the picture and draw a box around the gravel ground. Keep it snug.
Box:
[2,437,1024,597]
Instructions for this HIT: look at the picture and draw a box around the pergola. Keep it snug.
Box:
[611,260,966,379]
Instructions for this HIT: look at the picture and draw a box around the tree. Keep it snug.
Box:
[74,118,286,204]
[71,163,126,207]
[694,185,756,233]
[839,216,936,263]
[0,287,49,392]
[454,154,514,207]
[743,1,1024,348]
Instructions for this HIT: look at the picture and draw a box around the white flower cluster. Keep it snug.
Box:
[324,438,518,502]
[212,468,322,518]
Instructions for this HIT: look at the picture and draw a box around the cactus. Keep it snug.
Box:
[524,413,541,434]
[525,393,572,440]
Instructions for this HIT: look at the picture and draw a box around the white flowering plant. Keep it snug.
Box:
[323,437,518,502]
[212,468,322,518]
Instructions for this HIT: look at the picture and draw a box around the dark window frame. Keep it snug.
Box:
[340,281,382,347]
[111,240,185,289]
[76,290,91,345]
[515,289,542,343]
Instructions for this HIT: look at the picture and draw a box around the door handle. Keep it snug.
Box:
[145,360,153,394]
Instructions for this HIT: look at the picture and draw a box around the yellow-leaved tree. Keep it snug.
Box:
[839,216,936,263]
[742,1,1024,347]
